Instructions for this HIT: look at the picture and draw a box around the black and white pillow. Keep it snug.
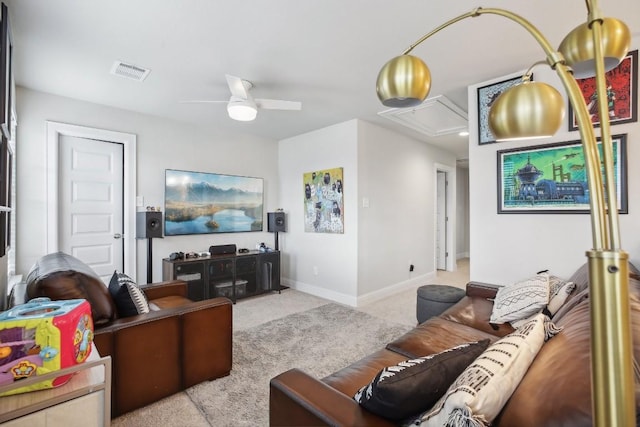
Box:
[490,272,550,324]
[353,340,490,421]
[108,271,150,317]
[414,313,560,426]
[547,275,576,315]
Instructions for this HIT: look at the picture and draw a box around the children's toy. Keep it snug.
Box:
[0,297,93,396]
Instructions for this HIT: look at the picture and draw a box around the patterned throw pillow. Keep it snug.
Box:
[413,313,560,427]
[354,340,490,421]
[547,276,576,315]
[108,271,150,317]
[489,273,550,324]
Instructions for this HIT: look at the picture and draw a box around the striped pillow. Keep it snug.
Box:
[108,271,150,317]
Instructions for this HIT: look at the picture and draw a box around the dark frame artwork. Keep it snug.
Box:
[568,49,638,131]
[497,134,628,214]
[477,75,526,145]
[164,169,264,236]
[0,2,12,140]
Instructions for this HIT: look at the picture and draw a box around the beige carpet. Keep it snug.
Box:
[112,259,470,426]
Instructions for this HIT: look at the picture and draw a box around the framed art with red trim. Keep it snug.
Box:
[568,49,638,131]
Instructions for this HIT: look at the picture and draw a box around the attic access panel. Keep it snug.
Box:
[378,95,468,137]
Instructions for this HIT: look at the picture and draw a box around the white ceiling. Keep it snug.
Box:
[5,0,640,161]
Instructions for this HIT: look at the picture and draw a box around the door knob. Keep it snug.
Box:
[114,233,122,239]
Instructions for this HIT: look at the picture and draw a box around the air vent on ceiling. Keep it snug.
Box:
[378,95,468,137]
[110,60,151,82]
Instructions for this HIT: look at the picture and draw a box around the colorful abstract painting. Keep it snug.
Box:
[303,167,344,233]
[569,50,638,130]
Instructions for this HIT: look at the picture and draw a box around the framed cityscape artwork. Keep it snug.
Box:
[477,75,525,145]
[303,167,344,233]
[568,50,638,131]
[497,134,627,214]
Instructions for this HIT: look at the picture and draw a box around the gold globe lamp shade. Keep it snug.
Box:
[559,17,631,79]
[376,55,431,108]
[489,81,565,141]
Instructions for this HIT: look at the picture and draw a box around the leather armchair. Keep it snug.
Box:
[12,252,233,417]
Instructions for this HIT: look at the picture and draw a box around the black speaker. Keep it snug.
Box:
[209,244,237,256]
[137,211,163,238]
[268,212,286,232]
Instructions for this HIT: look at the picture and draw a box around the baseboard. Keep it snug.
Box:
[457,252,469,260]
[281,271,436,308]
[281,278,358,307]
[356,272,435,307]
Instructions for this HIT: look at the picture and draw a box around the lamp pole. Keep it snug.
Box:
[377,2,634,425]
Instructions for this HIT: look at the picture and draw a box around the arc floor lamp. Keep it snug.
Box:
[376,1,634,425]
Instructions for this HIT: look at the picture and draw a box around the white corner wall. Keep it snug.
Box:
[15,87,280,283]
[356,120,457,303]
[456,167,470,259]
[277,118,458,306]
[277,120,359,305]
[469,36,640,284]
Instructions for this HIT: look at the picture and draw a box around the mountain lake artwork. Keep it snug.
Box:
[164,169,264,235]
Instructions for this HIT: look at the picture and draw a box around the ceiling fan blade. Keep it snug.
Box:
[226,74,249,99]
[255,98,302,111]
[179,100,227,104]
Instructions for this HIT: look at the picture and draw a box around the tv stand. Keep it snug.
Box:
[162,250,281,303]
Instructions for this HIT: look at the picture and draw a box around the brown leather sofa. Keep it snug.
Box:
[270,270,640,426]
[12,252,233,417]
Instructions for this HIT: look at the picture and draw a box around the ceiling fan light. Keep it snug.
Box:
[227,100,257,121]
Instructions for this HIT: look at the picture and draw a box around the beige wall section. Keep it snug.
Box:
[468,36,640,284]
[15,87,280,284]
[357,120,457,301]
[277,119,457,306]
[456,167,470,259]
[278,120,359,305]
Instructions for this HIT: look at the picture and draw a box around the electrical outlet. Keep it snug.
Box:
[313,266,319,276]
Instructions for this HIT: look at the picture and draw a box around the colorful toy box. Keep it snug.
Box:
[0,297,93,396]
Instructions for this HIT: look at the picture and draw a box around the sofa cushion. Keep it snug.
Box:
[353,339,489,421]
[416,313,559,426]
[26,252,117,325]
[490,273,550,324]
[109,271,150,317]
[386,316,499,360]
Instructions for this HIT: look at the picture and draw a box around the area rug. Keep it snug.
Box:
[183,302,412,426]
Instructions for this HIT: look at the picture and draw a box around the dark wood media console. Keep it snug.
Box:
[162,250,281,303]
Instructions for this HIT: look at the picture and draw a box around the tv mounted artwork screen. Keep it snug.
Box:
[164,169,264,235]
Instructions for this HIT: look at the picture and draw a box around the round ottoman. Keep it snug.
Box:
[416,284,466,324]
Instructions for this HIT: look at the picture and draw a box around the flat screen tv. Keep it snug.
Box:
[164,169,264,236]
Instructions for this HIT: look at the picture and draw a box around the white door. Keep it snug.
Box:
[436,171,447,270]
[59,135,124,282]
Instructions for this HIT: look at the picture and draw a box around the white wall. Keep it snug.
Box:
[456,166,470,259]
[469,39,640,284]
[15,87,280,284]
[357,120,457,302]
[278,120,359,305]
[278,119,457,306]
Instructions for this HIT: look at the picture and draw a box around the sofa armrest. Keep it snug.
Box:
[140,280,188,300]
[466,281,501,299]
[270,369,395,427]
[94,296,232,417]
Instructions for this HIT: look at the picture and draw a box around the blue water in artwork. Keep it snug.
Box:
[166,209,255,235]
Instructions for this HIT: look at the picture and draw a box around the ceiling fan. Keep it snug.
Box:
[180,74,302,121]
